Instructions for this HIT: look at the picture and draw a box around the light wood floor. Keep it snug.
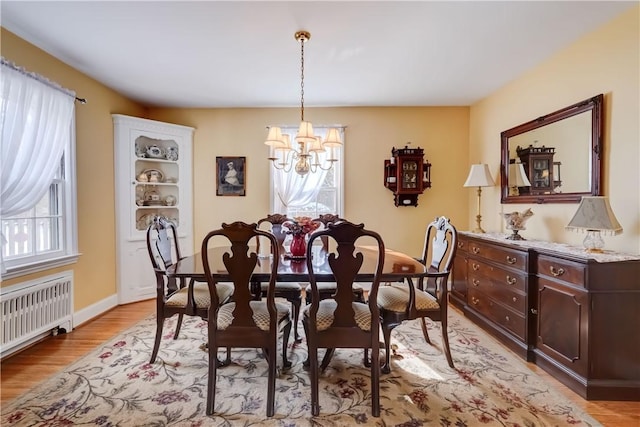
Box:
[1,299,638,426]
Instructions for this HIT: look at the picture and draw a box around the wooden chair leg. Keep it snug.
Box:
[370,343,381,417]
[290,297,302,343]
[267,344,276,417]
[309,344,320,416]
[173,313,184,339]
[206,341,218,415]
[282,321,292,369]
[420,318,432,344]
[381,323,393,374]
[320,348,336,371]
[441,316,455,369]
[150,317,164,363]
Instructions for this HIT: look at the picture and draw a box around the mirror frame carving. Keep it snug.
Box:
[500,94,603,204]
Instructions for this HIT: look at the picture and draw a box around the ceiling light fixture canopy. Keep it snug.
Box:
[264,30,342,176]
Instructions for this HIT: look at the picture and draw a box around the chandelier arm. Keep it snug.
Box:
[309,152,337,171]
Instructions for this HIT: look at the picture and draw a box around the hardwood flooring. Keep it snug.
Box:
[1,299,638,426]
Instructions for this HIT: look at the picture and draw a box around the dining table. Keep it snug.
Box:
[167,244,430,295]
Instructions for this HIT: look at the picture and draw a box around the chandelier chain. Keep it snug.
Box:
[300,36,305,122]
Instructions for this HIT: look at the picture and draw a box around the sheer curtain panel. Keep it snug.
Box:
[0,58,75,217]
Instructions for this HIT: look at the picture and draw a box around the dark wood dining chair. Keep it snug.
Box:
[377,216,458,373]
[256,214,303,342]
[146,216,233,364]
[302,220,384,417]
[305,214,365,304]
[201,221,292,417]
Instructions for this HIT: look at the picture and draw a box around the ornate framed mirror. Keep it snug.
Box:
[500,94,603,204]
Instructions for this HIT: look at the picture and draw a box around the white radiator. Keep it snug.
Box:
[1,271,73,358]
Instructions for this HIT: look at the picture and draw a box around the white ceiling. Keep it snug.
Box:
[1,1,635,108]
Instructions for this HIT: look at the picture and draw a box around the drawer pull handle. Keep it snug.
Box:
[505,315,510,322]
[506,276,517,285]
[550,266,565,277]
[512,297,517,302]
[506,256,517,264]
[471,297,479,305]
[457,242,464,248]
[472,263,480,271]
[472,279,480,287]
[531,308,538,315]
[472,247,480,254]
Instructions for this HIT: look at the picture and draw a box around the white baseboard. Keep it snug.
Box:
[73,294,119,328]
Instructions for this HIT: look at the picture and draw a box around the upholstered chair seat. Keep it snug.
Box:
[303,300,372,332]
[165,282,233,308]
[377,283,440,312]
[217,301,290,331]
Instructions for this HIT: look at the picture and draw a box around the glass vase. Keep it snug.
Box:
[289,233,306,258]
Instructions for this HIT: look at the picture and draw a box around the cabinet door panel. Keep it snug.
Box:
[537,278,588,376]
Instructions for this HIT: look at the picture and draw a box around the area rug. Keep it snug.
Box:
[2,308,601,426]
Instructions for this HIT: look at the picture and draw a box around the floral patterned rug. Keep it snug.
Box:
[2,308,601,426]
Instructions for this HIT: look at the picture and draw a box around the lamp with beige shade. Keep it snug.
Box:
[566,196,622,253]
[464,164,495,233]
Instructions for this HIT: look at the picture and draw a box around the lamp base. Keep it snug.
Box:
[505,229,525,240]
[584,248,604,254]
[471,227,486,234]
[583,230,605,252]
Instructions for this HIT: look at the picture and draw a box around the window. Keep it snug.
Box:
[0,60,79,279]
[1,137,78,278]
[270,127,344,219]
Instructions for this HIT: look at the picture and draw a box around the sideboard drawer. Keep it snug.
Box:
[468,258,527,292]
[468,288,526,340]
[536,254,586,287]
[468,272,526,313]
[468,241,528,270]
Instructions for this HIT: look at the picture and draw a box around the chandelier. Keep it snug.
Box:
[264,30,342,176]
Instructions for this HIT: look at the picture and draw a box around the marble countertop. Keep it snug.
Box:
[460,231,640,263]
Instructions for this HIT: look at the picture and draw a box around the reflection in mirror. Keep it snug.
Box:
[500,94,603,204]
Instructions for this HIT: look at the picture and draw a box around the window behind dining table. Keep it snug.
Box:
[0,58,79,279]
[269,126,344,219]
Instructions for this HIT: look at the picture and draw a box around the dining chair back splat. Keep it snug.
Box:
[201,221,292,417]
[302,221,384,417]
[257,214,303,342]
[377,216,458,373]
[146,216,233,364]
[306,214,365,304]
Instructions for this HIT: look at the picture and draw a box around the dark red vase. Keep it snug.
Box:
[289,234,306,257]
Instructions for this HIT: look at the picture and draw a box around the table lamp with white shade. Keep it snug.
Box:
[508,161,531,196]
[566,196,622,253]
[464,163,495,233]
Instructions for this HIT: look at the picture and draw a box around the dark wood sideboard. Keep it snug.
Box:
[451,232,640,401]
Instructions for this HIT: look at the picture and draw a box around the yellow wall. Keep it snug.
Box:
[0,29,147,310]
[148,106,470,255]
[469,6,639,254]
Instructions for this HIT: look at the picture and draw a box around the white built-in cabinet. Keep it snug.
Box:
[113,114,194,304]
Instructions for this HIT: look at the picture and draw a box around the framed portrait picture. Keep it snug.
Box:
[216,156,246,196]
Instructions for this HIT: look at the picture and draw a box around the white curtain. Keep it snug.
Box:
[273,127,339,214]
[0,58,75,217]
